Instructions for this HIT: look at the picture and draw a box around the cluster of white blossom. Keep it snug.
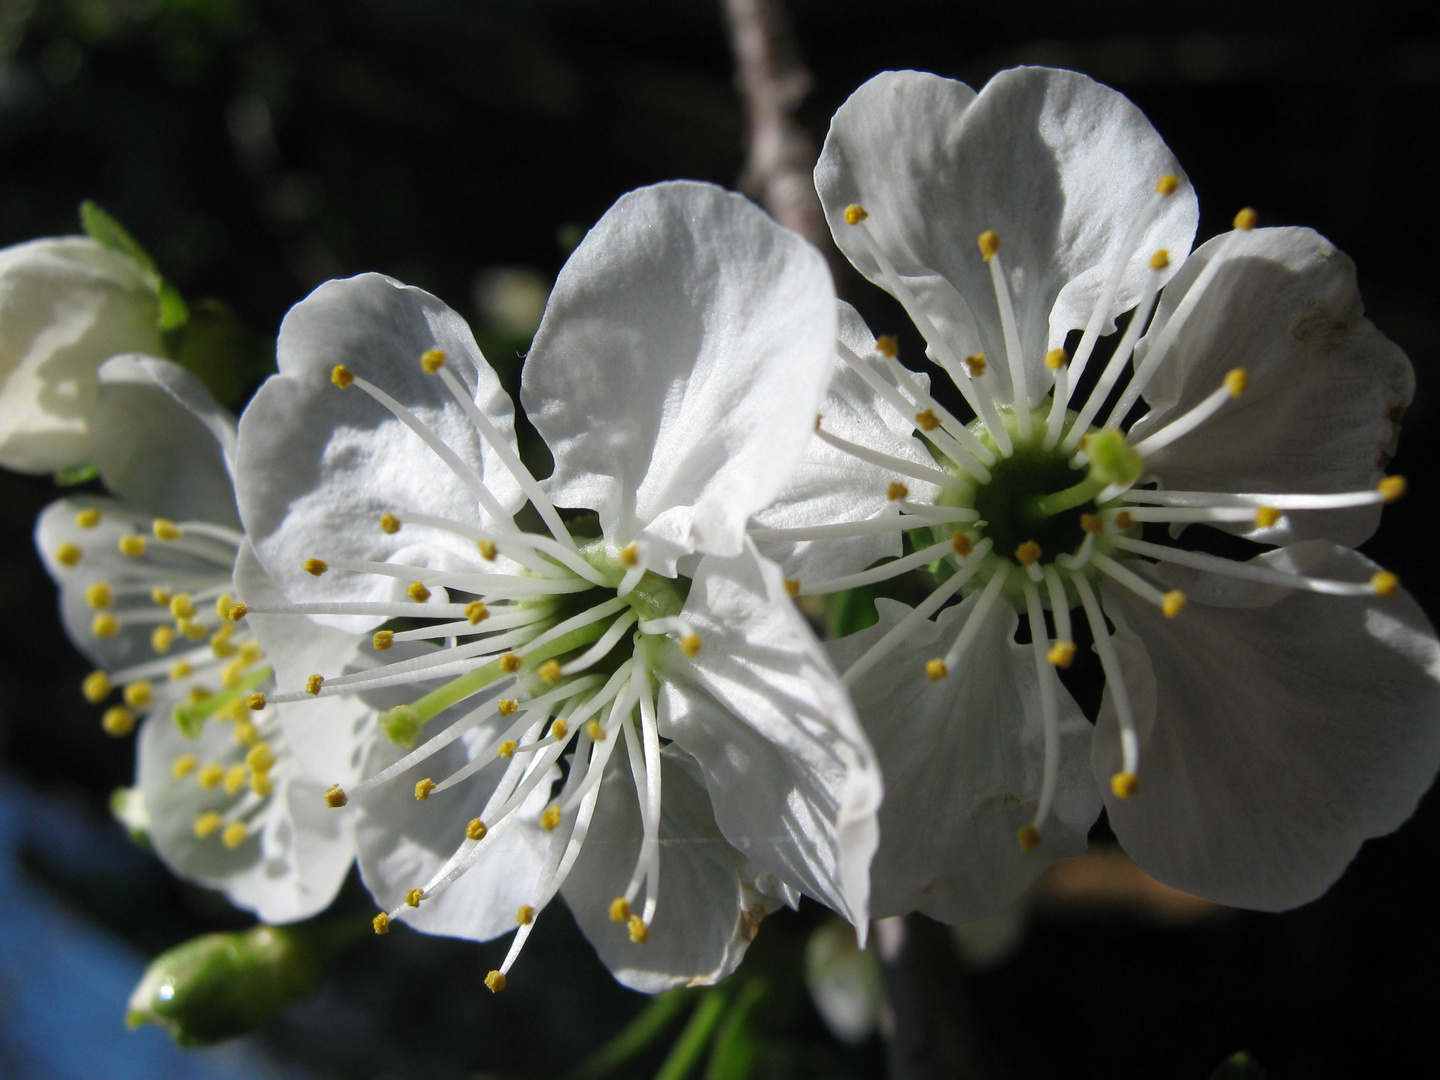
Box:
[3,66,1436,995]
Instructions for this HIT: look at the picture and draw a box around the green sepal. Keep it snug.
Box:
[54,462,99,486]
[79,199,189,332]
[127,921,362,1047]
[1209,1052,1270,1080]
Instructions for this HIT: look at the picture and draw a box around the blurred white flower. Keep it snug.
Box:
[234,181,880,992]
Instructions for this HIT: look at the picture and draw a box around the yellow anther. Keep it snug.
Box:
[1371,571,1399,597]
[123,681,154,709]
[82,670,111,703]
[198,763,225,790]
[187,686,212,705]
[414,777,436,801]
[814,413,823,431]
[1149,249,1170,271]
[540,805,562,831]
[1017,824,1041,853]
[1015,541,1042,566]
[153,519,183,541]
[497,741,517,759]
[1045,348,1068,370]
[915,408,940,431]
[1080,513,1105,535]
[887,481,909,502]
[245,747,276,777]
[55,542,83,567]
[977,230,1001,260]
[75,507,102,529]
[1111,771,1140,799]
[227,602,249,622]
[169,593,196,619]
[85,581,114,609]
[1157,175,1180,195]
[1114,511,1135,532]
[784,578,801,598]
[303,558,328,576]
[118,535,147,557]
[169,659,194,680]
[586,720,605,742]
[1379,476,1407,502]
[233,721,260,747]
[305,673,324,696]
[180,618,208,641]
[212,628,239,660]
[194,812,223,839]
[331,364,354,388]
[484,971,506,993]
[925,658,948,681]
[1233,207,1258,231]
[964,353,987,377]
[1255,506,1281,528]
[172,754,198,779]
[211,595,232,620]
[1162,590,1187,618]
[102,706,135,737]
[500,653,522,673]
[875,334,899,358]
[619,543,639,567]
[151,625,175,654]
[465,600,488,624]
[406,888,423,908]
[516,904,535,925]
[419,348,447,373]
[220,821,248,849]
[92,613,119,638]
[680,634,702,658]
[220,661,245,690]
[223,764,248,795]
[466,818,488,841]
[951,532,972,558]
[379,512,401,535]
[609,897,630,922]
[627,915,649,944]
[477,539,498,561]
[407,581,431,604]
[372,912,390,935]
[245,692,267,712]
[372,630,394,650]
[1224,368,1249,397]
[843,203,868,225]
[550,718,569,741]
[1078,434,1091,450]
[497,698,518,718]
[1047,641,1077,668]
[538,659,563,685]
[324,784,348,808]
[151,586,171,606]
[224,698,250,722]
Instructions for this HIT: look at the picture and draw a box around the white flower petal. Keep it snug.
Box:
[1130,227,1413,548]
[522,181,837,574]
[93,355,240,529]
[816,68,1196,406]
[564,748,785,993]
[237,274,522,627]
[828,597,1098,923]
[137,700,353,924]
[656,543,881,926]
[1096,542,1440,910]
[752,302,939,580]
[0,237,163,473]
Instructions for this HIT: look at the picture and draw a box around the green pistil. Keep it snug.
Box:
[1023,474,1108,523]
[173,666,275,739]
[381,618,610,746]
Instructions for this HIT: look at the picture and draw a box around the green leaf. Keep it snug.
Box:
[1209,1051,1270,1080]
[54,462,99,486]
[705,979,767,1080]
[654,989,730,1080]
[79,199,189,332]
[562,989,696,1080]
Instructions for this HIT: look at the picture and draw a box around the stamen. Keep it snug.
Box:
[559,611,639,675]
[55,542,82,567]
[1022,580,1061,835]
[75,508,101,529]
[800,534,964,595]
[1073,573,1140,784]
[1129,369,1248,459]
[939,565,1011,671]
[1112,536,1397,597]
[979,237,1032,433]
[815,428,965,492]
[1119,486,1400,511]
[82,671,111,702]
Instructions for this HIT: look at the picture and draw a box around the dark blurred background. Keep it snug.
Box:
[2,1,1438,1077]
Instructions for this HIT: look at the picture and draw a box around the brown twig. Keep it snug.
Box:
[721,0,834,263]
